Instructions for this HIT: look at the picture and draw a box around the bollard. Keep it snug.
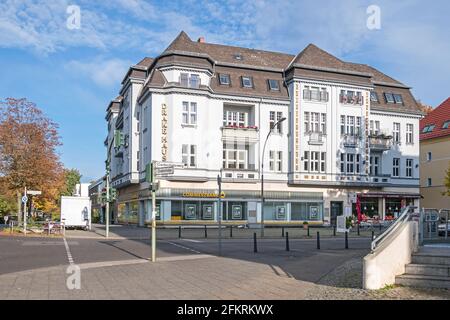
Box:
[379,223,382,233]
[333,225,336,236]
[357,223,360,236]
[345,231,349,248]
[372,230,375,241]
[230,225,233,238]
[286,232,290,251]
[204,225,207,238]
[282,227,285,238]
[253,232,257,253]
[317,231,320,250]
[307,226,310,237]
[179,225,182,238]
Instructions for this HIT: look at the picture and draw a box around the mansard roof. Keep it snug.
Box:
[134,31,420,113]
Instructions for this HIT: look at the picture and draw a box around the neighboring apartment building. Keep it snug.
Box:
[88,176,106,223]
[105,31,422,226]
[420,97,450,209]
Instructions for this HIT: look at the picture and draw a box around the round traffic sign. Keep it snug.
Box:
[22,195,28,203]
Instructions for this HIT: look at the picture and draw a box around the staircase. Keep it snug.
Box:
[396,247,450,289]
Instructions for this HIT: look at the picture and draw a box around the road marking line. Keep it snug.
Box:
[63,237,74,265]
[167,241,201,254]
[157,254,213,262]
[180,239,202,243]
[78,259,148,270]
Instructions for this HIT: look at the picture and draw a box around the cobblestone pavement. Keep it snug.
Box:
[1,255,449,300]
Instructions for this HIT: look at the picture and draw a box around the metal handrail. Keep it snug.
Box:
[370,205,416,252]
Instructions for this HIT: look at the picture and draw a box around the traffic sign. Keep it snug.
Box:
[155,166,174,176]
[27,190,42,196]
[22,195,28,203]
[154,161,185,169]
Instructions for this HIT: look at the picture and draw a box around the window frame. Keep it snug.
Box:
[406,159,413,177]
[241,76,254,88]
[392,158,400,177]
[268,79,280,91]
[219,74,231,86]
[384,93,395,103]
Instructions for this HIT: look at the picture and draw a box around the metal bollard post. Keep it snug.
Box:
[333,225,336,236]
[286,232,290,251]
[253,232,257,253]
[357,223,360,236]
[317,231,320,250]
[345,231,348,249]
[179,225,182,238]
[372,230,375,241]
[230,225,233,238]
[204,225,207,238]
[282,227,285,238]
[307,226,310,237]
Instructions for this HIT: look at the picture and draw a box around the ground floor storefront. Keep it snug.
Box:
[113,182,420,226]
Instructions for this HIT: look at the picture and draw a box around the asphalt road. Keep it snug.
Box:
[0,233,371,283]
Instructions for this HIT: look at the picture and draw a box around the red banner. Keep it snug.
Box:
[356,194,362,223]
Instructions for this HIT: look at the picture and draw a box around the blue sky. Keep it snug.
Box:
[0,0,449,182]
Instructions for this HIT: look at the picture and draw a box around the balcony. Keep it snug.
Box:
[307,131,324,145]
[369,135,392,151]
[303,89,328,102]
[342,134,361,147]
[340,94,363,105]
[221,125,259,143]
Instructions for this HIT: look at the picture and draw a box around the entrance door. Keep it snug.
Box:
[330,201,343,226]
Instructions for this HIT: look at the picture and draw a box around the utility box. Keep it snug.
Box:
[60,196,92,230]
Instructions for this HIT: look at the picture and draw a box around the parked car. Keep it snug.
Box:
[438,221,450,236]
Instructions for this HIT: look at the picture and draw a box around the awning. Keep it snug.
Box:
[358,192,421,199]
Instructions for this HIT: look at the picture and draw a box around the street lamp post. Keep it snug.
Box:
[261,117,286,237]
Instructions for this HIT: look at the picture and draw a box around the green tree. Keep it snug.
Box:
[60,168,82,196]
[444,163,450,197]
[0,196,14,217]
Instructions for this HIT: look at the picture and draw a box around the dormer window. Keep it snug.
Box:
[234,53,243,61]
[189,74,200,89]
[219,74,230,85]
[180,73,201,88]
[241,76,253,88]
[393,94,403,104]
[370,91,379,103]
[268,79,280,91]
[422,124,435,133]
[384,93,395,103]
[443,120,450,129]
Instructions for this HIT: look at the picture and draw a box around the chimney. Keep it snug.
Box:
[197,37,205,43]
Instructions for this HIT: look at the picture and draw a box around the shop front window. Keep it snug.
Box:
[291,202,323,221]
[263,202,288,220]
[222,202,247,220]
[385,198,402,218]
[352,197,379,218]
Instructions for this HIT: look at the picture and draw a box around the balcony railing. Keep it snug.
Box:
[307,131,324,145]
[342,134,361,147]
[369,135,392,151]
[340,94,364,105]
[221,125,258,142]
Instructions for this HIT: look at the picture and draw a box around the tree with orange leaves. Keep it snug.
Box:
[0,98,64,221]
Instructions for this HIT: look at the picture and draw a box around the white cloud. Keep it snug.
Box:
[66,58,132,88]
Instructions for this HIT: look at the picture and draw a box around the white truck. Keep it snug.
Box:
[60,196,92,230]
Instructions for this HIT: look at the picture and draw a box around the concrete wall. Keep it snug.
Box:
[363,220,418,290]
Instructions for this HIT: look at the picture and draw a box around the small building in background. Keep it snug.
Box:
[420,97,450,209]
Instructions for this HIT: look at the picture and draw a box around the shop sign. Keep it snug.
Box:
[310,206,318,220]
[185,204,197,219]
[276,206,286,220]
[161,103,168,161]
[203,205,213,219]
[182,191,225,198]
[232,205,242,219]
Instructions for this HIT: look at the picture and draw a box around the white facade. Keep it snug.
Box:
[106,35,421,225]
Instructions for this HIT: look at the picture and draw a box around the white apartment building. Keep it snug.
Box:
[105,32,422,226]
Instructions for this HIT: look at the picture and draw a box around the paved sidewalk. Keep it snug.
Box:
[1,255,449,300]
